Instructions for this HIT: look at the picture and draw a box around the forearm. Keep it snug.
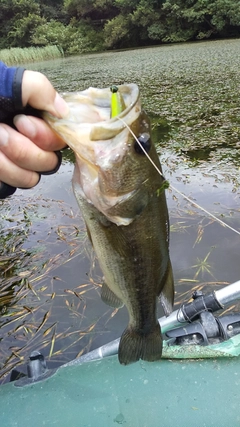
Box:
[0,61,25,122]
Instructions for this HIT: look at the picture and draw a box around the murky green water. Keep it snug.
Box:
[1,39,240,381]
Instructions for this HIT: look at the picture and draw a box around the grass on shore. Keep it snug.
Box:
[0,45,63,66]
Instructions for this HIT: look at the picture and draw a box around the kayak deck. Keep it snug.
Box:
[0,355,240,427]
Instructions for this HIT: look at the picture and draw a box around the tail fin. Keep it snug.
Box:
[118,323,162,365]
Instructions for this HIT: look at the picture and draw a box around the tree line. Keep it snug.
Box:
[0,0,240,55]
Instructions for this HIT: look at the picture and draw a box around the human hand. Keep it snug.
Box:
[0,70,69,194]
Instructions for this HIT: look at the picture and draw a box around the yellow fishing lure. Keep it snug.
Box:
[110,85,126,118]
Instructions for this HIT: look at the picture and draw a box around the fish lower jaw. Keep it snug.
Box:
[75,153,99,178]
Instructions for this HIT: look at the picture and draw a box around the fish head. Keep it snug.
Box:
[43,84,162,225]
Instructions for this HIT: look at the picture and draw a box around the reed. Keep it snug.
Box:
[0,45,63,66]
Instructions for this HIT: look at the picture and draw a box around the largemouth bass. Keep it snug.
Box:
[44,84,174,365]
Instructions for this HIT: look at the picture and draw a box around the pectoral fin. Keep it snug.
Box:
[160,261,174,316]
[101,281,124,308]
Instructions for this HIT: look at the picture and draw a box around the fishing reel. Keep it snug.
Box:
[166,290,240,346]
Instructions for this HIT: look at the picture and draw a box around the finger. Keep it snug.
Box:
[0,124,60,173]
[22,71,69,118]
[0,151,40,188]
[13,115,67,151]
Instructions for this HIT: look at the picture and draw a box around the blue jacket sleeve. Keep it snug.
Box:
[0,61,25,122]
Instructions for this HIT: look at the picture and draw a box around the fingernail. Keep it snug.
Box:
[0,126,9,147]
[14,115,37,138]
[54,93,69,118]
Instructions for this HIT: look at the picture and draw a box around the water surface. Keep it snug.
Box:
[1,39,240,381]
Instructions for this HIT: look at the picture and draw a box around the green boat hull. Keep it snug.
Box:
[1,354,240,427]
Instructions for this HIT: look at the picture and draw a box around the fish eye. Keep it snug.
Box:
[134,133,151,154]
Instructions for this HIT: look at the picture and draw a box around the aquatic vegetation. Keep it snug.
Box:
[0,195,92,380]
[191,250,215,281]
[0,46,63,66]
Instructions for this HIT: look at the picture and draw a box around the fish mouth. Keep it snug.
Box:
[43,84,140,147]
[43,84,141,180]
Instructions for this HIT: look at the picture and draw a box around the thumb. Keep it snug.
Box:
[21,70,69,118]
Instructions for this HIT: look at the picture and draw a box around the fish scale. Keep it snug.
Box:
[43,83,174,364]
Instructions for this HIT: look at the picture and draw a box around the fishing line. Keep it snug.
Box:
[118,117,240,237]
